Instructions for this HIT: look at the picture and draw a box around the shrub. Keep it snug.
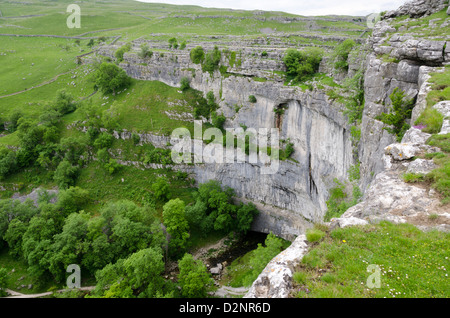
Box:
[179,41,187,50]
[137,43,153,59]
[180,77,190,91]
[211,111,226,129]
[376,88,414,142]
[330,39,356,71]
[202,46,221,74]
[283,48,324,82]
[190,46,205,64]
[115,43,131,62]
[168,37,178,49]
[248,95,257,103]
[324,179,350,221]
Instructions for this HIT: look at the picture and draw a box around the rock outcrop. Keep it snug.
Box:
[384,0,448,18]
[244,234,309,298]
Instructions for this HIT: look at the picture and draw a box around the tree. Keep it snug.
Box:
[236,202,259,234]
[190,46,205,64]
[162,199,190,258]
[123,247,165,295]
[94,62,131,95]
[7,110,22,133]
[177,253,213,298]
[87,39,95,48]
[54,159,79,189]
[0,147,17,180]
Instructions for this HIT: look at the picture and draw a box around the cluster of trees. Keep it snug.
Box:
[185,180,259,238]
[283,47,324,83]
[168,38,187,50]
[190,46,222,75]
[0,90,86,187]
[0,179,259,297]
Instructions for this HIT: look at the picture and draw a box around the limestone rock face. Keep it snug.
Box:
[384,0,448,18]
[244,235,309,298]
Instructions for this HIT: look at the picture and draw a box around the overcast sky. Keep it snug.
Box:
[136,0,409,16]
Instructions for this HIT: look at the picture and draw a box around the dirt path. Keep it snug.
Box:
[4,286,95,298]
[0,71,73,99]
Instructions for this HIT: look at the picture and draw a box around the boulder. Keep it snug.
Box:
[329,217,369,230]
[406,158,437,174]
[401,127,431,144]
[384,143,419,160]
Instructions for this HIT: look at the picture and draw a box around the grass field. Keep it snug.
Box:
[293,222,450,298]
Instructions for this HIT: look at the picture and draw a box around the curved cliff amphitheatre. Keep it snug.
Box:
[0,0,448,301]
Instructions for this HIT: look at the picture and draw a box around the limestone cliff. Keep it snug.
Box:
[94,0,449,241]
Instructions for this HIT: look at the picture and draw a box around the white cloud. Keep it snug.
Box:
[136,0,409,16]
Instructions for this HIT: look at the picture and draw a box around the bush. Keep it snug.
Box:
[330,39,356,71]
[248,95,257,103]
[190,46,205,64]
[324,179,350,221]
[376,88,414,142]
[168,37,178,49]
[211,111,226,130]
[202,46,221,74]
[283,48,324,82]
[180,77,190,91]
[115,43,131,62]
[137,43,153,59]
